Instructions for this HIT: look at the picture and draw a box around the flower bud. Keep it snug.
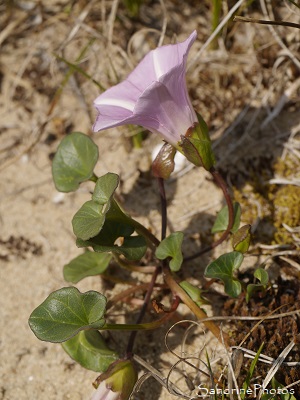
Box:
[232,224,251,253]
[152,142,176,179]
[91,359,137,400]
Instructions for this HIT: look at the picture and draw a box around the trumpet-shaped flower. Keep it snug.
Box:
[93,31,198,148]
[91,359,137,400]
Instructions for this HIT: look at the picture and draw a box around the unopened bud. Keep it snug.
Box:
[92,359,137,400]
[232,225,251,253]
[152,142,176,179]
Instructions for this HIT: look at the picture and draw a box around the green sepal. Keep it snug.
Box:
[62,330,118,372]
[180,135,202,166]
[196,112,210,140]
[94,359,138,399]
[52,132,98,192]
[180,136,215,170]
[180,118,215,170]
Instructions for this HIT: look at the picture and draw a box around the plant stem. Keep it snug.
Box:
[184,167,234,261]
[126,266,160,356]
[106,281,166,311]
[125,178,169,356]
[89,173,98,183]
[162,264,229,347]
[210,0,222,49]
[156,177,228,345]
[103,307,176,331]
[157,177,167,240]
[130,218,160,248]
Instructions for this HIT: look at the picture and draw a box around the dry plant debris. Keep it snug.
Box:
[0,0,299,399]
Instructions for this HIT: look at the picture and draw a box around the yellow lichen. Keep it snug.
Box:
[271,185,300,245]
[233,154,299,246]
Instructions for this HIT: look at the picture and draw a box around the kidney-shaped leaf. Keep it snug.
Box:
[204,252,244,297]
[62,330,118,372]
[254,268,269,285]
[72,200,106,241]
[246,268,269,303]
[77,234,147,261]
[29,287,106,343]
[72,173,120,241]
[211,202,241,234]
[63,252,112,283]
[52,132,98,192]
[92,173,119,204]
[155,232,184,272]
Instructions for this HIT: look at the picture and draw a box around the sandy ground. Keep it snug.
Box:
[1,1,299,399]
[0,124,226,399]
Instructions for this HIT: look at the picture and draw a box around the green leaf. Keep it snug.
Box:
[76,214,147,261]
[63,252,112,283]
[246,268,269,303]
[72,173,120,241]
[241,343,264,399]
[92,173,119,204]
[204,252,244,297]
[72,200,106,241]
[77,233,147,261]
[270,377,297,400]
[52,132,98,192]
[254,268,269,285]
[155,232,184,272]
[179,281,209,306]
[28,287,106,343]
[211,202,241,234]
[62,330,118,372]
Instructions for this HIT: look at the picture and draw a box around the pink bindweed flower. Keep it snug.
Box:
[93,31,198,149]
[91,359,137,400]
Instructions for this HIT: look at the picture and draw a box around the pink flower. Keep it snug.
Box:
[91,359,137,400]
[93,31,198,148]
[91,381,120,400]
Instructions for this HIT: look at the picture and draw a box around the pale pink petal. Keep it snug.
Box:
[93,31,198,145]
[132,80,195,145]
[125,30,197,87]
[90,381,119,400]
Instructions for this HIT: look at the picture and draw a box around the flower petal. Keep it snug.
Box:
[131,81,192,145]
[150,30,197,79]
[93,80,140,131]
[159,62,197,129]
[91,381,119,400]
[93,31,198,144]
[125,30,197,88]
